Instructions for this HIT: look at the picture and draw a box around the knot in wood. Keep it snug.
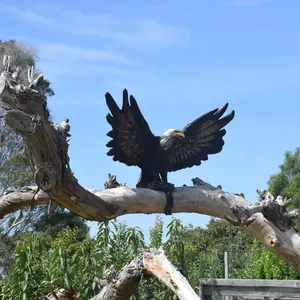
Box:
[4,110,36,135]
[34,165,59,192]
[270,239,279,247]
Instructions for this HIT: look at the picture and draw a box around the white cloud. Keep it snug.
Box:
[0,2,52,24]
[77,20,188,46]
[0,3,188,47]
[0,3,187,90]
[36,43,134,66]
[39,60,148,79]
[9,37,144,82]
[35,45,146,82]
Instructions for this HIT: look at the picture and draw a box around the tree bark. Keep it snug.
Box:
[1,55,300,273]
[143,247,200,299]
[89,255,143,300]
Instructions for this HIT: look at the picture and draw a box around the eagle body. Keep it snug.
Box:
[105,89,235,189]
[135,131,185,188]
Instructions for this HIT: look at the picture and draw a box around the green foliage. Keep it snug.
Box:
[125,226,145,256]
[0,227,15,277]
[0,221,147,300]
[0,116,34,194]
[0,112,35,276]
[0,228,97,299]
[149,215,164,248]
[32,204,89,240]
[0,153,33,189]
[1,215,300,299]
[166,218,186,276]
[268,147,300,227]
[0,233,50,299]
[250,240,300,280]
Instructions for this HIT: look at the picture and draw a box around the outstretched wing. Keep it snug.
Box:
[105,89,157,167]
[168,103,235,172]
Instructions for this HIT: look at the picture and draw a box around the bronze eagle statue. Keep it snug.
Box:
[105,89,235,215]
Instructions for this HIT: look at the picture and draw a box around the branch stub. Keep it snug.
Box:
[4,109,36,135]
[34,166,59,192]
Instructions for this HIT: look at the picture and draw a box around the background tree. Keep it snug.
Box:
[149,215,163,248]
[0,40,89,278]
[268,147,300,229]
[1,215,300,299]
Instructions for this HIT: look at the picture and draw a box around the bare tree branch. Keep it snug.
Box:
[143,247,200,299]
[1,55,300,274]
[0,187,49,217]
[90,255,143,300]
[1,181,300,272]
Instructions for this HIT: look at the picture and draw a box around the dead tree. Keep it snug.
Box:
[0,55,300,299]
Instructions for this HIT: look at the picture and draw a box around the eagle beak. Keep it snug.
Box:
[176,132,185,139]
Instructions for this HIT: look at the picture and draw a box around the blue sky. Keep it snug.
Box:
[1,0,300,242]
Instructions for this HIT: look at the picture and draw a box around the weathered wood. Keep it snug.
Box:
[0,56,116,220]
[38,289,79,300]
[89,255,143,300]
[1,55,300,275]
[143,247,200,300]
[199,278,300,298]
[104,173,126,189]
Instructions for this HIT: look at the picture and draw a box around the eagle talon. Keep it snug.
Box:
[164,182,175,191]
[149,181,174,193]
[148,180,166,190]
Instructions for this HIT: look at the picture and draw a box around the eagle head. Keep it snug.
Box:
[160,128,185,149]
